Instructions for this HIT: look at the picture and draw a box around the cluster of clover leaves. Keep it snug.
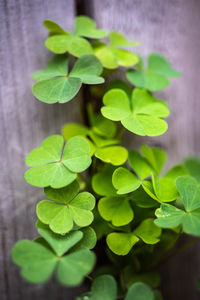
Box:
[12,16,200,300]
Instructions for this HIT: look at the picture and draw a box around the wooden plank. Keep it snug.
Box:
[91,0,200,299]
[0,1,87,299]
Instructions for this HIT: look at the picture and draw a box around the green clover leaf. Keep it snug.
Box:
[62,114,128,166]
[107,218,161,256]
[155,176,200,236]
[98,196,134,227]
[92,165,135,227]
[126,53,180,91]
[140,145,166,175]
[32,54,104,104]
[109,31,139,48]
[43,19,67,36]
[143,164,188,202]
[125,282,154,300]
[24,135,91,188]
[92,164,117,197]
[107,232,139,255]
[77,275,155,300]
[44,17,107,57]
[93,40,139,69]
[91,275,117,300]
[36,180,95,234]
[184,156,200,183]
[75,16,108,39]
[112,167,141,194]
[133,218,162,244]
[12,222,95,286]
[101,88,169,136]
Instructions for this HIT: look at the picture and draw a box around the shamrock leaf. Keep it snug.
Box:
[91,275,117,300]
[44,17,107,57]
[107,218,161,255]
[32,54,104,104]
[143,164,188,202]
[155,176,200,236]
[140,145,166,175]
[107,232,139,255]
[93,40,139,69]
[92,164,117,197]
[24,135,91,188]
[125,282,154,300]
[109,31,139,48]
[133,218,162,244]
[12,223,95,286]
[43,20,66,36]
[62,114,128,166]
[37,180,95,234]
[92,165,135,227]
[126,53,180,91]
[112,167,141,194]
[98,196,134,227]
[131,187,158,208]
[101,88,169,136]
[184,156,200,183]
[75,16,108,39]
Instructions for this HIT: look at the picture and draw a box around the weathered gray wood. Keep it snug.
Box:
[91,0,200,299]
[0,1,86,299]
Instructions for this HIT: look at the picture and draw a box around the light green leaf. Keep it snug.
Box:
[37,182,95,234]
[45,34,93,56]
[112,167,141,194]
[72,227,97,251]
[155,203,185,228]
[148,53,180,77]
[155,177,200,236]
[128,150,152,180]
[93,42,139,69]
[62,136,91,173]
[184,157,200,183]
[107,232,139,255]
[45,34,71,54]
[75,16,107,39]
[141,145,166,175]
[57,249,95,286]
[109,31,139,47]
[36,220,83,256]
[95,146,128,166]
[43,19,66,35]
[130,187,158,208]
[12,233,95,286]
[112,48,139,67]
[12,240,57,284]
[126,53,180,91]
[98,196,134,226]
[25,135,91,188]
[101,88,169,137]
[92,165,117,196]
[125,282,154,300]
[92,114,117,138]
[134,218,161,244]
[32,54,104,104]
[176,176,200,212]
[70,54,104,84]
[32,54,68,80]
[62,123,89,140]
[102,88,131,120]
[91,275,117,300]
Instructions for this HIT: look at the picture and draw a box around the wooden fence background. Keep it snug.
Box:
[1,0,200,299]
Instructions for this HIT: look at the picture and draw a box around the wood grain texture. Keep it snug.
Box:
[0,1,86,299]
[91,0,200,299]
